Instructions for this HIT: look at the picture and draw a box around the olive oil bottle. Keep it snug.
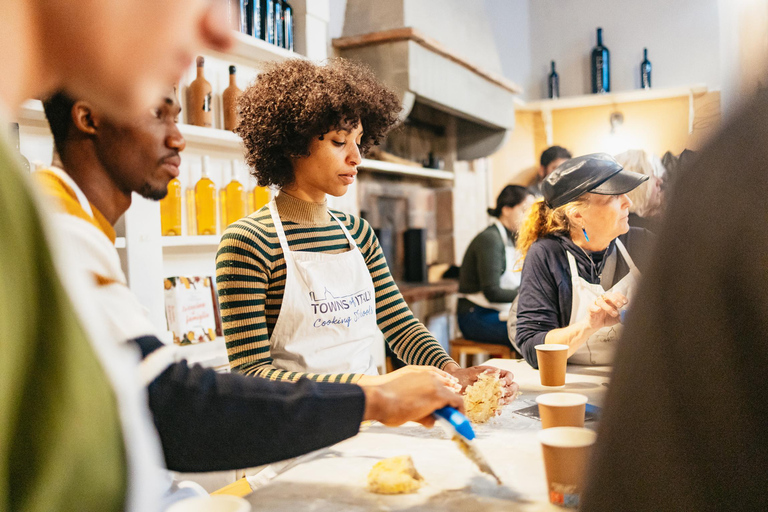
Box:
[160,177,182,236]
[195,156,217,235]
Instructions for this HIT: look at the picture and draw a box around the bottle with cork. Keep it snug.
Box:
[221,160,248,229]
[222,65,242,131]
[187,56,213,127]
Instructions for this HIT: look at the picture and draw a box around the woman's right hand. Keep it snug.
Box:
[586,292,628,330]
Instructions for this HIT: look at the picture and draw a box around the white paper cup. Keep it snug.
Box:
[166,495,251,512]
[536,393,589,429]
[534,344,569,386]
[539,427,597,508]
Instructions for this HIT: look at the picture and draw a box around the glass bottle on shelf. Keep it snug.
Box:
[548,61,560,99]
[251,0,262,38]
[283,1,294,51]
[187,56,213,127]
[10,123,30,173]
[591,27,610,94]
[186,164,198,236]
[261,0,275,44]
[160,177,182,236]
[252,182,270,212]
[223,161,247,227]
[640,48,652,89]
[223,65,242,131]
[274,0,284,48]
[196,156,217,235]
[241,0,251,35]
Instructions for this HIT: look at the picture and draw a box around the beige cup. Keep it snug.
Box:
[535,344,569,386]
[536,393,589,429]
[166,495,251,512]
[539,427,597,509]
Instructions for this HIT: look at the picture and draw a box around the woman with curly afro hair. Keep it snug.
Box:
[216,58,518,396]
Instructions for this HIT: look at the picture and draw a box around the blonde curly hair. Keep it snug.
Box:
[516,197,590,260]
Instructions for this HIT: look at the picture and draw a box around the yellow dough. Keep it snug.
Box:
[463,371,503,423]
[367,455,424,494]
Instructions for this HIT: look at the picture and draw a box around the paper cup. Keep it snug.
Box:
[538,427,597,509]
[536,393,589,429]
[166,495,251,512]
[535,344,569,386]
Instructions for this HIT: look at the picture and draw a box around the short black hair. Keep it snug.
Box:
[540,145,572,168]
[487,185,531,217]
[42,91,76,157]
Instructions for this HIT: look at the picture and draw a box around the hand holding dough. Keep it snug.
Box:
[463,371,503,423]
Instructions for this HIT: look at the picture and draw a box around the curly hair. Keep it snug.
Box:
[516,197,590,259]
[236,58,402,188]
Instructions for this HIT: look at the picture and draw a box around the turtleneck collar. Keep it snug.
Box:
[275,191,329,225]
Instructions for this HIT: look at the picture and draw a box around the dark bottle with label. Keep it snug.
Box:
[640,48,652,89]
[241,0,251,35]
[283,1,294,51]
[548,61,560,99]
[591,27,610,94]
[260,0,275,44]
[251,0,262,38]
[274,0,284,48]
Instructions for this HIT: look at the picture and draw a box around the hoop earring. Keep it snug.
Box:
[582,227,590,242]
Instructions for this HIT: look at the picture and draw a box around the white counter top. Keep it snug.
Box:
[243,360,610,511]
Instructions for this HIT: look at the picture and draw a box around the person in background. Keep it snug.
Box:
[530,145,572,194]
[1,1,231,511]
[513,154,654,367]
[36,89,465,477]
[217,58,519,397]
[614,149,666,232]
[582,87,768,512]
[457,185,534,348]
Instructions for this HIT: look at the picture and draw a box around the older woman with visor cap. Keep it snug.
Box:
[509,153,655,367]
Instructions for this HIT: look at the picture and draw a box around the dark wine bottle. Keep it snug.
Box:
[241,0,251,35]
[591,27,610,94]
[260,0,274,44]
[548,61,560,99]
[274,0,284,48]
[640,48,652,89]
[283,1,294,51]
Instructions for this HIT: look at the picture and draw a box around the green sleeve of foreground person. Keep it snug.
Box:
[0,141,126,512]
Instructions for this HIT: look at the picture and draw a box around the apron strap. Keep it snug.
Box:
[565,248,580,282]
[327,210,357,249]
[268,200,291,254]
[614,239,641,280]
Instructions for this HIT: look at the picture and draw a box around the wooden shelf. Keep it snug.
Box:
[210,30,305,65]
[516,85,709,112]
[359,158,454,181]
[161,235,221,248]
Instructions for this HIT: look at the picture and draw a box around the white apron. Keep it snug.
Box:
[566,239,640,365]
[462,220,522,321]
[267,200,379,375]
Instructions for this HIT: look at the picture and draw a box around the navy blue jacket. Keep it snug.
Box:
[515,228,654,367]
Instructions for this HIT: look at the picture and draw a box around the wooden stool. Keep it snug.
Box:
[449,337,517,368]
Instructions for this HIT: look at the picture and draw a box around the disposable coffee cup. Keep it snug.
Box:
[538,427,597,509]
[534,344,569,386]
[536,393,589,429]
[166,495,251,512]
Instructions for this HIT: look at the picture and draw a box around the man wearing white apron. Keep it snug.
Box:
[513,153,655,368]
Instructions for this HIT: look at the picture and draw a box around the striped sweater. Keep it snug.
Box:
[216,192,455,383]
